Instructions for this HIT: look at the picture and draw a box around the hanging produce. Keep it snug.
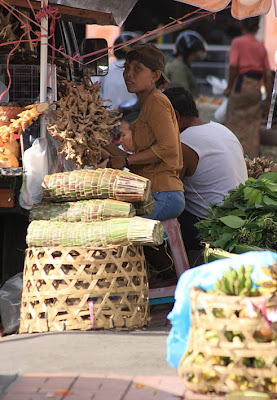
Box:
[196,172,277,252]
[26,217,164,247]
[0,102,49,143]
[47,79,121,168]
[0,102,48,167]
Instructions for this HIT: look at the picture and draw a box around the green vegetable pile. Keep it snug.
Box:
[196,172,277,252]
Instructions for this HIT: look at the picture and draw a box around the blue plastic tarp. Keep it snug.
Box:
[166,251,277,369]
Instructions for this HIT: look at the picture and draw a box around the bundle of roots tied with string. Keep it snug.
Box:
[246,156,277,179]
[47,79,121,168]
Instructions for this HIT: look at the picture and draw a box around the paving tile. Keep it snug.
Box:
[123,383,180,400]
[3,376,47,395]
[4,386,40,394]
[71,378,104,390]
[2,395,63,400]
[133,376,184,397]
[93,394,126,400]
[61,396,92,400]
[1,374,185,400]
[15,377,48,385]
[38,377,77,392]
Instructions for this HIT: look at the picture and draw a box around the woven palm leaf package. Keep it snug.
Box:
[42,168,154,214]
[29,199,136,222]
[26,217,164,248]
[166,251,277,396]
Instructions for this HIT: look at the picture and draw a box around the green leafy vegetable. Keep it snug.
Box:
[218,215,245,229]
[196,172,277,252]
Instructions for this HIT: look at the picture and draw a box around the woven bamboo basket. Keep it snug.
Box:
[20,245,149,333]
[178,287,277,396]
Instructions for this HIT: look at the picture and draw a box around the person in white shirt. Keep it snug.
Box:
[164,86,248,253]
[94,32,139,110]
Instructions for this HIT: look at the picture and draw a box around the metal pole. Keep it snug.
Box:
[40,0,48,139]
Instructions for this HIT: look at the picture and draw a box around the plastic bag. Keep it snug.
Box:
[214,97,228,123]
[206,75,227,95]
[19,138,48,210]
[47,134,76,174]
[0,273,23,335]
[166,251,277,369]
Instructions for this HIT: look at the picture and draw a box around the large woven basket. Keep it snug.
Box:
[178,287,277,395]
[20,245,149,333]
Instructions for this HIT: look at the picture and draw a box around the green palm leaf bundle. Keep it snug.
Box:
[29,199,136,222]
[27,217,164,248]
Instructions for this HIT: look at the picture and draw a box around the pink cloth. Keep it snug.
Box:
[229,33,270,75]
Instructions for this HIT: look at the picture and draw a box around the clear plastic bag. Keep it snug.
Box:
[19,138,48,210]
[206,75,227,95]
[214,97,228,123]
[0,273,23,335]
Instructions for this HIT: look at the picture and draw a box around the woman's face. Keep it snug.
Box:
[123,60,158,94]
[119,120,134,153]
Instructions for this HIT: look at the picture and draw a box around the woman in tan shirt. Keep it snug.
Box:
[106,43,185,221]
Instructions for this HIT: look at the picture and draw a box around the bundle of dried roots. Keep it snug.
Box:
[47,79,121,168]
[246,156,277,179]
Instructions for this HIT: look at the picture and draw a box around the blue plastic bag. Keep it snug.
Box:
[166,251,277,369]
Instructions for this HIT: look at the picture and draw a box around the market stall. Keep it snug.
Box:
[0,0,139,285]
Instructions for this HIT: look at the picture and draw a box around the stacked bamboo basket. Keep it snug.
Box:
[20,168,164,333]
[178,287,277,396]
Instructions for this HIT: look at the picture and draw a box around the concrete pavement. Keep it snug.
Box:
[0,327,174,376]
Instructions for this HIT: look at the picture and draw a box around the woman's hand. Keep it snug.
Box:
[107,155,126,170]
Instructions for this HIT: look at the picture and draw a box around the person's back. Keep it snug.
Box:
[165,58,198,99]
[164,30,207,99]
[163,86,248,256]
[224,17,272,159]
[181,121,248,218]
[229,33,269,76]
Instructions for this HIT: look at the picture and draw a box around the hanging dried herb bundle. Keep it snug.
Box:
[47,79,121,167]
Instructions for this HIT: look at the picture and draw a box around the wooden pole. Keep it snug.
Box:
[39,0,48,139]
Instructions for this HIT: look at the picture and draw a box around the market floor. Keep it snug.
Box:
[0,304,184,400]
[0,374,185,400]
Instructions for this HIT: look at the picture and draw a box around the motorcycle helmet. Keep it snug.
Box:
[113,31,142,59]
[175,30,207,61]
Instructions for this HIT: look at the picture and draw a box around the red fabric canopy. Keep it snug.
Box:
[174,0,272,19]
